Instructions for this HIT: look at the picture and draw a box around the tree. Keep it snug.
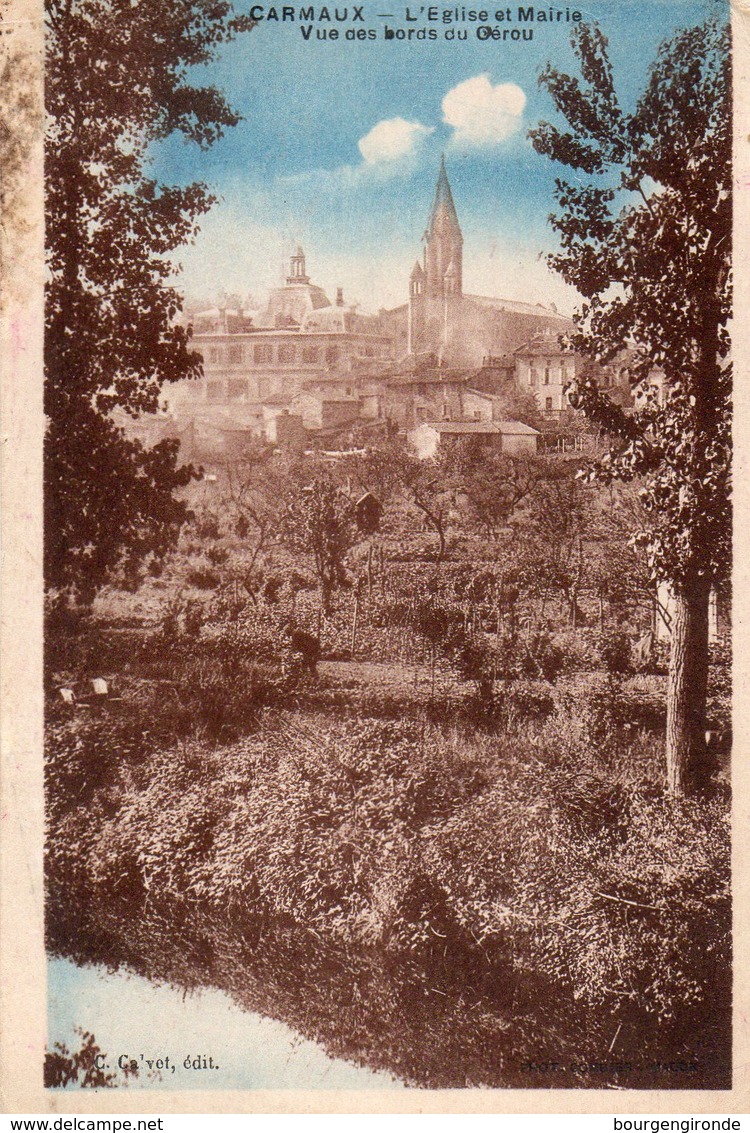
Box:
[222,443,291,603]
[282,479,360,614]
[441,440,550,540]
[530,17,731,793]
[346,441,453,563]
[45,0,254,601]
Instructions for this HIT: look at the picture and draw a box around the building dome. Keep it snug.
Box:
[301,304,351,333]
[258,248,331,327]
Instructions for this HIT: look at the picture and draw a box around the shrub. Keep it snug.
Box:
[44,613,730,1088]
[186,566,221,590]
[45,1029,139,1088]
[206,545,229,567]
[598,629,633,674]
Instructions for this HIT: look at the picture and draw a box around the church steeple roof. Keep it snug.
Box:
[428,155,461,234]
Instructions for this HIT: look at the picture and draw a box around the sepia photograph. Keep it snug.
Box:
[0,0,740,1107]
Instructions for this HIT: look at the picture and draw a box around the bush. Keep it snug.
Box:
[598,629,633,674]
[47,705,729,1081]
[186,566,221,590]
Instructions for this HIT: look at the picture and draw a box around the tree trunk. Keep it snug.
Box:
[367,542,374,594]
[350,591,360,658]
[666,573,712,796]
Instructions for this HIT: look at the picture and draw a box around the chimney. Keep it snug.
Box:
[336,287,344,307]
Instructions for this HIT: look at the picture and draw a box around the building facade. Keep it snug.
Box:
[164,248,393,427]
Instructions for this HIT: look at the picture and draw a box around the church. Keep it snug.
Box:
[379,156,572,369]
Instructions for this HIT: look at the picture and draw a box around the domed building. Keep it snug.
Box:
[164,246,392,449]
[260,247,331,328]
[153,160,628,457]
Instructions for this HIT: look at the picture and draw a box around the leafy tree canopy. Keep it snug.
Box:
[530,17,731,594]
[282,478,360,613]
[45,0,254,600]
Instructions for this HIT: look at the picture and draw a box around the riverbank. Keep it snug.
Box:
[48,957,402,1090]
[46,697,731,1090]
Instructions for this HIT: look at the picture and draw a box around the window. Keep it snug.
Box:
[254,344,273,364]
[544,366,550,385]
[207,380,224,403]
[209,347,222,365]
[228,344,243,365]
[325,345,340,365]
[278,344,296,364]
[302,346,320,364]
[545,396,553,412]
[529,369,537,387]
[228,379,246,400]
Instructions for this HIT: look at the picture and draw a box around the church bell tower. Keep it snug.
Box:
[424,154,463,302]
[408,157,463,356]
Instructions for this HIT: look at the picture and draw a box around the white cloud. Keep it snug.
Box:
[357,117,433,164]
[442,75,526,148]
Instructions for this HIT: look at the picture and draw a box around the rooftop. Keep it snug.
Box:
[387,369,471,387]
[417,419,539,435]
[466,295,572,321]
[428,155,461,236]
[515,330,575,356]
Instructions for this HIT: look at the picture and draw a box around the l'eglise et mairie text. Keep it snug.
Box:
[246,5,583,22]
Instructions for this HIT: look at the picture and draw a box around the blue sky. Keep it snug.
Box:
[153,0,721,313]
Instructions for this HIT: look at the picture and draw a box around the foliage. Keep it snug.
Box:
[220,446,291,600]
[530,17,731,791]
[45,1028,138,1088]
[441,444,551,539]
[598,628,633,674]
[531,15,731,588]
[185,565,222,590]
[45,0,253,599]
[46,705,730,1086]
[281,478,361,612]
[349,444,454,562]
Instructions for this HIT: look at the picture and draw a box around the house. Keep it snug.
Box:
[513,329,579,417]
[408,419,539,460]
[291,391,363,431]
[460,388,511,422]
[383,366,470,429]
[264,409,307,450]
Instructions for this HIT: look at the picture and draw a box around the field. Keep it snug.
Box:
[44,448,732,1089]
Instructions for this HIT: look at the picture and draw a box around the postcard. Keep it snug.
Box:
[1,0,749,1113]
